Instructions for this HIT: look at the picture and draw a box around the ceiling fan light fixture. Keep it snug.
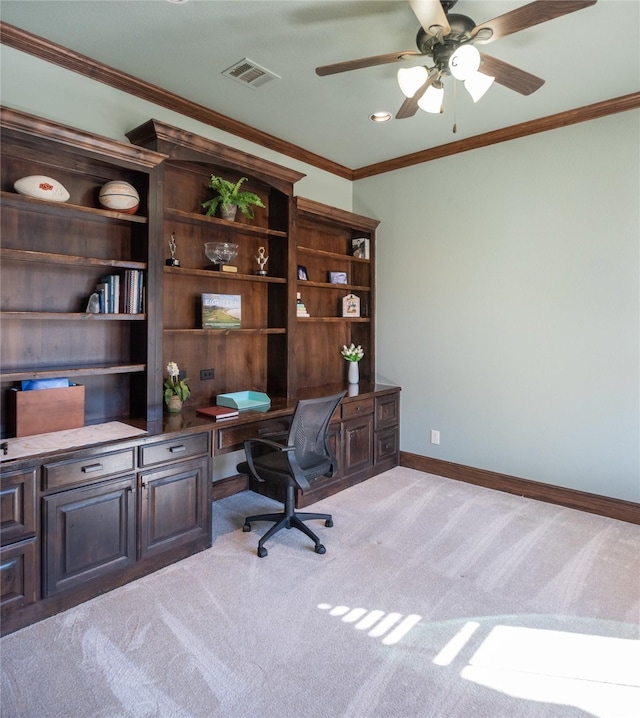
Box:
[417,83,444,114]
[464,71,495,103]
[397,66,429,98]
[449,44,481,81]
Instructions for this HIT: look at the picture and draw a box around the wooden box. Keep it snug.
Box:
[9,385,85,437]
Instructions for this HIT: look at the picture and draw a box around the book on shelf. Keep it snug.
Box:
[196,405,239,420]
[296,291,310,317]
[94,270,144,314]
[202,293,241,329]
[99,273,120,314]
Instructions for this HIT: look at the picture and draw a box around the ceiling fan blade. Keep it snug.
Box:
[409,0,451,36]
[479,53,545,95]
[471,0,597,43]
[316,51,422,76]
[396,74,436,120]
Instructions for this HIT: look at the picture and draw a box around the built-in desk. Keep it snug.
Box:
[155,382,400,507]
[0,383,399,635]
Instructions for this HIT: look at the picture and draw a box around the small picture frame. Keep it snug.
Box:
[297,265,308,281]
[329,271,348,285]
[342,293,360,317]
[351,237,370,260]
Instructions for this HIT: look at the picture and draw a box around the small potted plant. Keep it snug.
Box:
[164,361,190,412]
[341,343,364,384]
[202,175,265,221]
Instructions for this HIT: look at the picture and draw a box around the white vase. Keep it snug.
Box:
[348,361,359,384]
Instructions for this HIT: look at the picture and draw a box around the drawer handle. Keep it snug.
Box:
[81,463,103,474]
[169,445,186,454]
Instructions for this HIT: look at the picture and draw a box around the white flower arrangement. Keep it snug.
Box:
[341,343,364,362]
[164,361,190,404]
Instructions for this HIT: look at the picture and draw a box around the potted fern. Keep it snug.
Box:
[202,175,265,221]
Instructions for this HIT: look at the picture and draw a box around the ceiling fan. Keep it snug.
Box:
[316,0,597,119]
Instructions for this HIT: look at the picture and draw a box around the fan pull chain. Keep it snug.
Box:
[452,79,458,134]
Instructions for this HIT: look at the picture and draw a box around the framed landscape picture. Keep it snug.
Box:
[202,293,241,329]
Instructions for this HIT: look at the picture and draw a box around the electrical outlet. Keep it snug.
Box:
[430,429,440,445]
[200,368,214,381]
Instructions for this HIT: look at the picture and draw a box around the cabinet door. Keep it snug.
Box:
[43,476,136,596]
[1,467,37,544]
[139,456,210,559]
[342,414,374,476]
[1,537,37,613]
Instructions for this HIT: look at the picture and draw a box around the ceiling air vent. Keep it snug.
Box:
[222,58,280,89]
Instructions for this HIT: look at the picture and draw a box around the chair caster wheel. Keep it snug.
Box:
[257,546,268,558]
[243,523,251,532]
[325,519,333,528]
[315,544,326,554]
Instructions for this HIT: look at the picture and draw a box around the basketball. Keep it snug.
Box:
[98,181,140,214]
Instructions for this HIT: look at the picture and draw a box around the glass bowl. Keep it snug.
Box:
[204,241,238,265]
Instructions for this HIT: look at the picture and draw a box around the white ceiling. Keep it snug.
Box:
[1,0,638,169]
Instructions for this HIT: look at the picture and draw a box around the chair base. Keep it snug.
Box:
[243,485,332,557]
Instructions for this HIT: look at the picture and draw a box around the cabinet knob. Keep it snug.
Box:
[169,445,186,454]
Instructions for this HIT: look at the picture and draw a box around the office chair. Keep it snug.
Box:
[237,391,345,557]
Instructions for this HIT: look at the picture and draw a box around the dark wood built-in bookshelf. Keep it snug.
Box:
[0,108,399,636]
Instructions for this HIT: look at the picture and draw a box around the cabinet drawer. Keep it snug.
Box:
[43,448,135,491]
[375,393,399,430]
[375,428,399,464]
[1,467,37,544]
[216,418,290,453]
[139,432,210,468]
[341,398,374,420]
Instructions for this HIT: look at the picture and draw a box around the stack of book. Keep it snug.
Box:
[296,292,310,317]
[95,270,144,314]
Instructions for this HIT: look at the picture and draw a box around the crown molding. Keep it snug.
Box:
[0,22,353,181]
[2,21,638,182]
[355,92,640,179]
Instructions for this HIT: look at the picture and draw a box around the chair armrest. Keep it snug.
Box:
[241,438,295,485]
[241,438,310,491]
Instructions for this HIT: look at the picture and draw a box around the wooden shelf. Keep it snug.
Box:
[1,248,147,270]
[165,207,287,238]
[297,316,370,323]
[1,363,146,383]
[0,191,148,224]
[164,327,286,335]
[1,312,146,321]
[297,280,370,292]
[297,245,370,263]
[164,266,286,283]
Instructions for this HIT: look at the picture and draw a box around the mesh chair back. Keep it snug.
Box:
[288,393,345,471]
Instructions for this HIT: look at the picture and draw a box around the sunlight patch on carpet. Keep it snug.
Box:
[462,626,640,717]
[318,603,423,646]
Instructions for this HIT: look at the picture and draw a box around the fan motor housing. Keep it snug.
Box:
[416,13,475,55]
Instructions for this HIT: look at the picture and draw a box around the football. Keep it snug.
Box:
[98,181,140,214]
[14,175,70,203]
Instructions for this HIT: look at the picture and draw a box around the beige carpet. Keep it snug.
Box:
[2,467,639,718]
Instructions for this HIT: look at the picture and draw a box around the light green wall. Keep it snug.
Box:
[0,46,353,209]
[354,111,640,502]
[2,46,638,501]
